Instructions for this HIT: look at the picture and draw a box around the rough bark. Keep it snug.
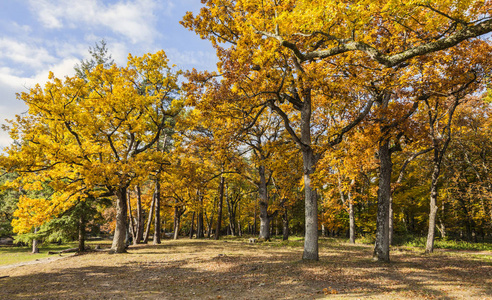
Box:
[348,186,356,244]
[258,165,270,240]
[300,88,318,261]
[282,208,289,241]
[32,227,39,254]
[127,192,137,245]
[173,199,181,240]
[78,213,86,253]
[373,140,391,262]
[215,176,225,240]
[388,196,394,246]
[197,191,204,238]
[303,149,319,260]
[189,212,195,239]
[143,194,155,244]
[153,180,161,244]
[111,187,128,253]
[425,158,441,253]
[135,185,144,244]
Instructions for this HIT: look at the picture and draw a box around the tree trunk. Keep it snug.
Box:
[282,208,289,241]
[127,193,136,245]
[425,159,441,253]
[189,212,195,239]
[302,148,319,261]
[32,227,39,254]
[348,189,356,244]
[197,193,204,238]
[215,176,225,240]
[253,197,257,234]
[111,187,128,253]
[388,195,393,245]
[143,193,155,244]
[135,185,144,244]
[78,213,86,252]
[258,165,270,240]
[173,199,182,240]
[225,185,237,236]
[373,140,391,262]
[153,180,161,245]
[205,210,213,238]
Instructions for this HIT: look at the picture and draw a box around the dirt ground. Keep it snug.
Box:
[0,238,491,299]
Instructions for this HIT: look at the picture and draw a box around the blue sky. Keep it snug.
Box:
[0,0,217,150]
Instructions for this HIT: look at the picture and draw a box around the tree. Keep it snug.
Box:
[1,51,181,253]
[183,0,492,261]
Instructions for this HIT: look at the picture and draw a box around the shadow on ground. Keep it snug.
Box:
[0,238,490,299]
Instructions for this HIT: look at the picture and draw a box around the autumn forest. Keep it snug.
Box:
[2,0,492,270]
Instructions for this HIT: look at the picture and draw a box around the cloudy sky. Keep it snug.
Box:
[0,0,217,150]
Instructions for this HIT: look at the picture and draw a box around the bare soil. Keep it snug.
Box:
[0,238,491,299]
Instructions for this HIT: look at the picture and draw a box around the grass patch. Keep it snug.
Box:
[0,240,112,266]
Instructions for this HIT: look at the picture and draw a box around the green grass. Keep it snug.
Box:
[403,237,492,251]
[0,240,112,266]
[358,233,492,251]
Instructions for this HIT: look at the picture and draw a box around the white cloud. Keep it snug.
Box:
[28,0,168,44]
[0,57,80,150]
[164,48,218,71]
[0,38,57,70]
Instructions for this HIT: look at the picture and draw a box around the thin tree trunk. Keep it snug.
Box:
[127,192,136,245]
[143,193,155,244]
[173,199,181,240]
[78,213,86,252]
[111,187,128,253]
[425,159,441,253]
[388,195,393,245]
[253,197,257,234]
[32,227,39,254]
[135,185,144,244]
[215,176,225,240]
[348,188,356,244]
[189,212,195,239]
[282,207,289,241]
[153,180,161,244]
[197,192,204,238]
[258,165,270,240]
[373,139,391,262]
[205,210,213,238]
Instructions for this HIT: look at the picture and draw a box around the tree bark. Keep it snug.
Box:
[135,185,144,244]
[388,195,394,246]
[197,192,204,238]
[302,147,319,260]
[111,187,128,253]
[78,213,86,253]
[127,192,136,245]
[143,193,155,244]
[373,139,391,262]
[189,212,195,239]
[258,165,270,240]
[282,207,289,241]
[32,227,39,254]
[153,180,161,244]
[348,186,356,244]
[215,176,225,240]
[425,158,441,253]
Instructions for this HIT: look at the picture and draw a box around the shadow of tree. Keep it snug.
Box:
[0,239,490,299]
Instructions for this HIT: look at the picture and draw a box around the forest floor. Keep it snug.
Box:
[0,237,491,299]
